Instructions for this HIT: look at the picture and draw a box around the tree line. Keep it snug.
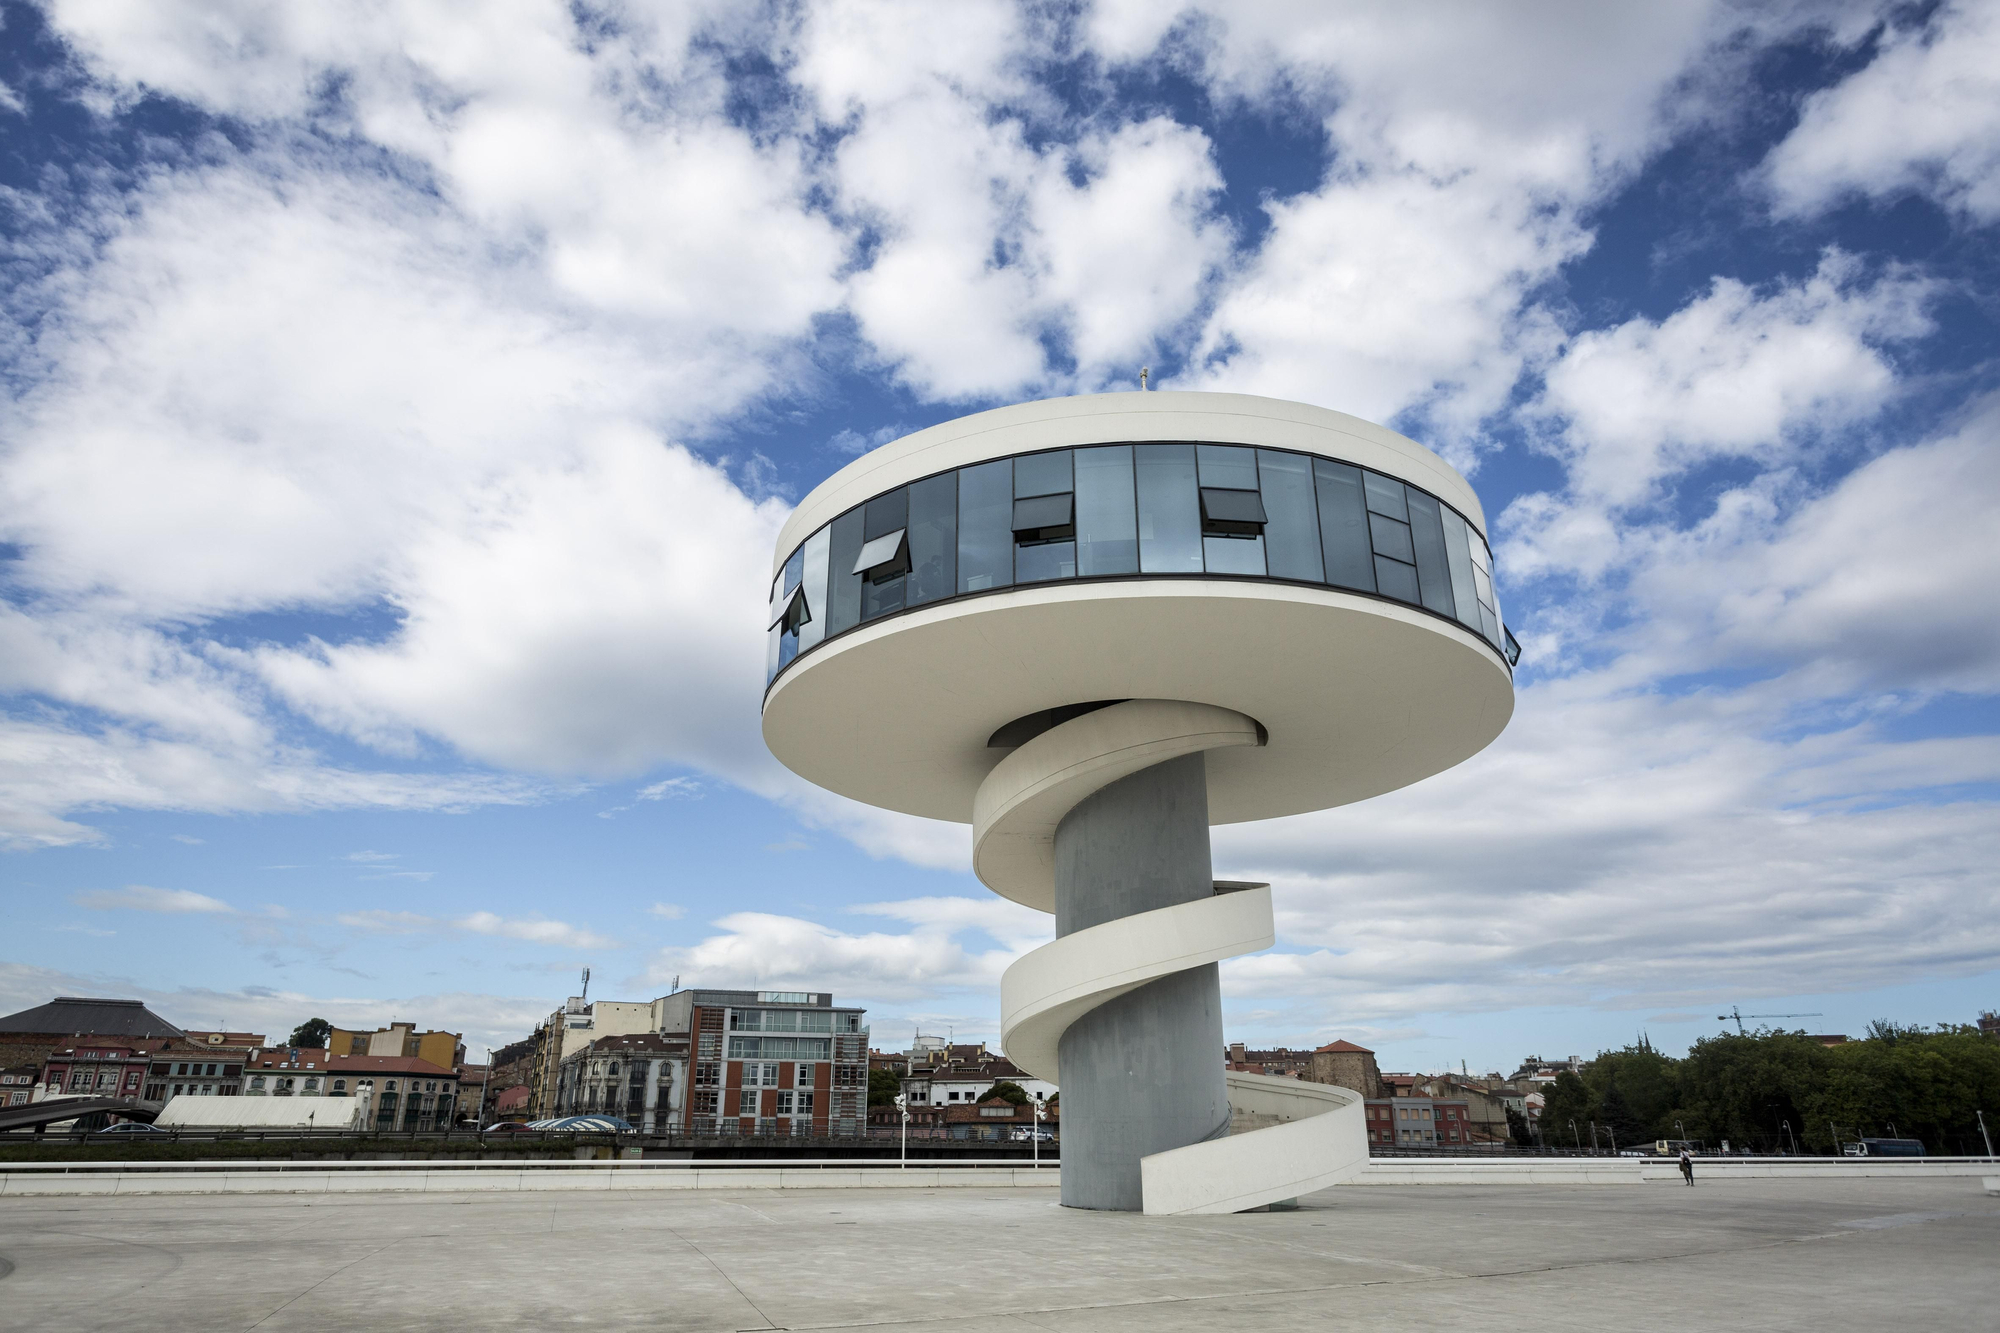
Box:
[1536,1022,2000,1154]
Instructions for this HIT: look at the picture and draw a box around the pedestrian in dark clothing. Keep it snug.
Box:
[1679,1149,1694,1186]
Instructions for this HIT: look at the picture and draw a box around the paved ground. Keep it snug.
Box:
[1,1177,1993,1331]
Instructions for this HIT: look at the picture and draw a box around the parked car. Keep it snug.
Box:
[1007,1128,1054,1143]
[95,1121,168,1135]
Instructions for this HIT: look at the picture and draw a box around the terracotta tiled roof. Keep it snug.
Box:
[1314,1040,1374,1054]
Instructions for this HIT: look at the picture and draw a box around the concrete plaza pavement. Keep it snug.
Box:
[1,1176,1993,1331]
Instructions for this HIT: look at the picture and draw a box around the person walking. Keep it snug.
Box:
[1679,1148,1694,1186]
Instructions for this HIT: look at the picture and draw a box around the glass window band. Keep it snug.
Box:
[769,442,1511,689]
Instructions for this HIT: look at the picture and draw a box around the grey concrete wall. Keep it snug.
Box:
[1053,753,1229,1211]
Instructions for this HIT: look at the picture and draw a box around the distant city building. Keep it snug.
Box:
[1981,1011,1999,1042]
[493,1085,530,1118]
[40,1039,180,1104]
[1366,1094,1475,1147]
[1225,1042,1313,1079]
[519,986,871,1135]
[1,1065,40,1105]
[941,1096,1059,1142]
[553,1033,688,1133]
[0,997,185,1077]
[902,1049,1054,1106]
[1304,1040,1385,1098]
[181,1029,268,1052]
[691,989,869,1137]
[480,1037,536,1120]
[150,1045,249,1101]
[327,1022,464,1070]
[1508,1054,1582,1084]
[239,1048,459,1130]
[527,994,681,1118]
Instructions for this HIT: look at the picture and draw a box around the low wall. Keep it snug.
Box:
[2,1157,1992,1199]
[0,1161,1058,1198]
[1353,1158,1998,1185]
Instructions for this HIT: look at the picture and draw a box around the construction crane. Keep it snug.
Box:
[1718,1006,1822,1034]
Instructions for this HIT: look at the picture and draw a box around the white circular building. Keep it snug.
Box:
[763,391,1515,1213]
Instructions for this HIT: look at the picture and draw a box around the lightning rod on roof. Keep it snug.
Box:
[1139,366,1149,391]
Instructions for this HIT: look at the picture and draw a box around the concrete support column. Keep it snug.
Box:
[1052,752,1229,1210]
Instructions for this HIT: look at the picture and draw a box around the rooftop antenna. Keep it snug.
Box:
[1138,367,1149,391]
[580,966,591,1004]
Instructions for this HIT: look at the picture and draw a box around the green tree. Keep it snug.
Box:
[1504,1104,1534,1146]
[980,1080,1029,1105]
[1596,1077,1645,1150]
[288,1017,331,1049]
[867,1067,904,1107]
[1541,1071,1592,1147]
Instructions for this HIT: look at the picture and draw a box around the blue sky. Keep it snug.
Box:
[2,1,1996,1075]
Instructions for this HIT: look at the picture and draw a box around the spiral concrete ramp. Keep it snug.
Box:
[984,700,1371,1214]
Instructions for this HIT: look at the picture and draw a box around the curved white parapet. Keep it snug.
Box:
[1000,889,1277,1085]
[1143,1073,1369,1215]
[989,702,1367,1215]
[974,699,1262,912]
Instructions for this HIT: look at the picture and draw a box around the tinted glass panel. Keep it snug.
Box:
[1375,555,1420,603]
[1196,444,1258,490]
[1258,450,1322,581]
[1363,471,1408,520]
[1369,512,1415,563]
[826,509,864,634]
[1204,535,1266,575]
[861,555,905,620]
[863,488,907,541]
[853,529,905,576]
[797,526,828,651]
[765,572,782,682]
[1016,540,1076,583]
[907,472,956,606]
[1136,444,1202,573]
[1440,508,1481,632]
[1014,450,1072,498]
[1013,493,1074,532]
[1075,445,1137,576]
[1404,491,1457,618]
[1199,488,1267,524]
[957,460,1014,593]
[1314,459,1375,592]
[777,544,805,671]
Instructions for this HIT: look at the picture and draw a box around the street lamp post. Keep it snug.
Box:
[1032,1093,1048,1170]
[1978,1109,1993,1160]
[478,1048,493,1133]
[1569,1119,1580,1152]
[1781,1120,1796,1155]
[895,1092,908,1169]
[1674,1119,1685,1148]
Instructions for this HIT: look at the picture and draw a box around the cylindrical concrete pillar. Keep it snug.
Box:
[1052,752,1229,1210]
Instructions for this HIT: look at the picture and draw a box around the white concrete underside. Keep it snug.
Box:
[763,579,1511,825]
